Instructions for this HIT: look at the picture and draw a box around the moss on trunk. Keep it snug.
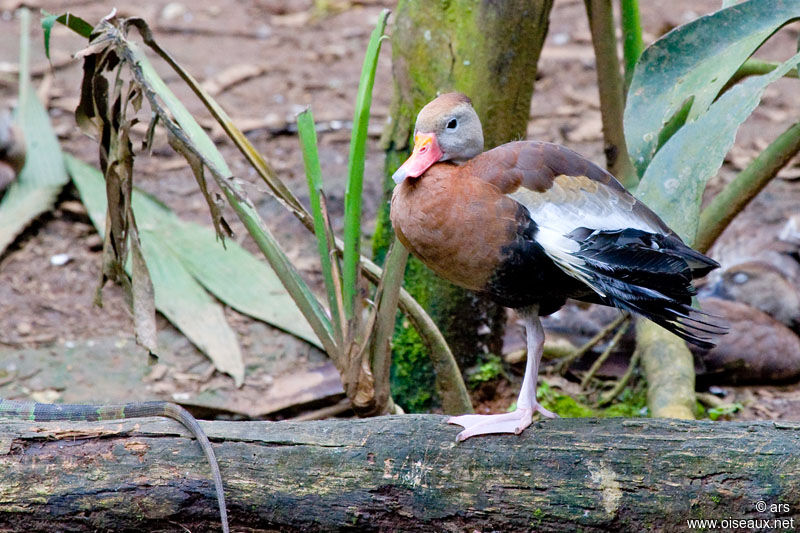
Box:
[374,0,554,411]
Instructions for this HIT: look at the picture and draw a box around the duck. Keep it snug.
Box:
[701,261,800,334]
[390,92,724,441]
[0,109,25,192]
[693,297,800,385]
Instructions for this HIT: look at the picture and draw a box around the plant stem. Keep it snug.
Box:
[584,0,638,188]
[360,256,473,414]
[368,238,409,412]
[580,317,630,389]
[695,120,800,253]
[620,0,643,90]
[724,58,799,91]
[636,319,694,419]
[597,345,640,406]
[556,311,628,375]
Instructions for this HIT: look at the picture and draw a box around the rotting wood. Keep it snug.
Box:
[2,415,800,531]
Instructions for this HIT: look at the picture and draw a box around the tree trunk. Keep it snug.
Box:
[3,415,800,531]
[373,0,554,411]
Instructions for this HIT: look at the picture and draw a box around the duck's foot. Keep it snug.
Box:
[447,404,558,442]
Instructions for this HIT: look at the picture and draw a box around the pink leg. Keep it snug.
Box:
[448,308,558,441]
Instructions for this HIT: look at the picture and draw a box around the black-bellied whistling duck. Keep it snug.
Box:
[693,298,800,385]
[390,92,724,441]
[702,261,800,334]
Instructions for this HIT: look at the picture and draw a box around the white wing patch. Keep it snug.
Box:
[534,226,603,295]
[509,175,660,236]
[509,174,660,297]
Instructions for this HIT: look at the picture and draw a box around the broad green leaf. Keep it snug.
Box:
[67,155,244,384]
[140,231,245,385]
[154,220,322,349]
[625,0,800,175]
[67,154,321,351]
[0,9,68,255]
[635,51,800,244]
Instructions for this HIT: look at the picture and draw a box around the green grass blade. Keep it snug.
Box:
[342,9,390,319]
[297,108,341,338]
[0,8,68,255]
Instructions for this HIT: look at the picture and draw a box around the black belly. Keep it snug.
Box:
[483,215,595,314]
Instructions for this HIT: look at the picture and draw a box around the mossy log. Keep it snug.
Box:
[3,415,800,531]
[375,0,554,411]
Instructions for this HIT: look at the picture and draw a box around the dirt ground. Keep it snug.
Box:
[1,0,799,420]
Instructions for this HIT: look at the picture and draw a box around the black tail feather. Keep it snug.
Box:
[570,228,727,348]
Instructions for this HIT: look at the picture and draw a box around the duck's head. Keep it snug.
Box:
[392,92,484,184]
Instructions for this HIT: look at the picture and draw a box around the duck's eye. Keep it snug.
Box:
[446,118,458,130]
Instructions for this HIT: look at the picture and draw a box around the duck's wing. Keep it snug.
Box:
[466,141,725,347]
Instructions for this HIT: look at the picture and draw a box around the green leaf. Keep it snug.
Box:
[635,51,800,243]
[140,231,245,385]
[41,11,93,60]
[342,9,389,319]
[66,155,244,384]
[707,402,742,421]
[66,154,321,355]
[0,8,68,256]
[625,0,800,175]
[154,219,322,349]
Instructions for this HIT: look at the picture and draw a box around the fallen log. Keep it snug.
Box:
[1,415,799,531]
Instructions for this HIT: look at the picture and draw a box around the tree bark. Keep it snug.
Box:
[374,0,554,411]
[3,415,800,532]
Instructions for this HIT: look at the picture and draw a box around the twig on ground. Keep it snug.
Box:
[580,316,631,388]
[555,311,629,375]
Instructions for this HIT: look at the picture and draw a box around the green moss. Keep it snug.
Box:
[536,380,648,418]
[466,354,505,389]
[390,318,437,412]
[706,402,743,421]
[601,385,648,417]
[536,381,594,418]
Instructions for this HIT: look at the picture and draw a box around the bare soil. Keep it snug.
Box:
[1,0,799,421]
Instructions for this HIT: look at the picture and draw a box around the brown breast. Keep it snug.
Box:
[390,163,520,291]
